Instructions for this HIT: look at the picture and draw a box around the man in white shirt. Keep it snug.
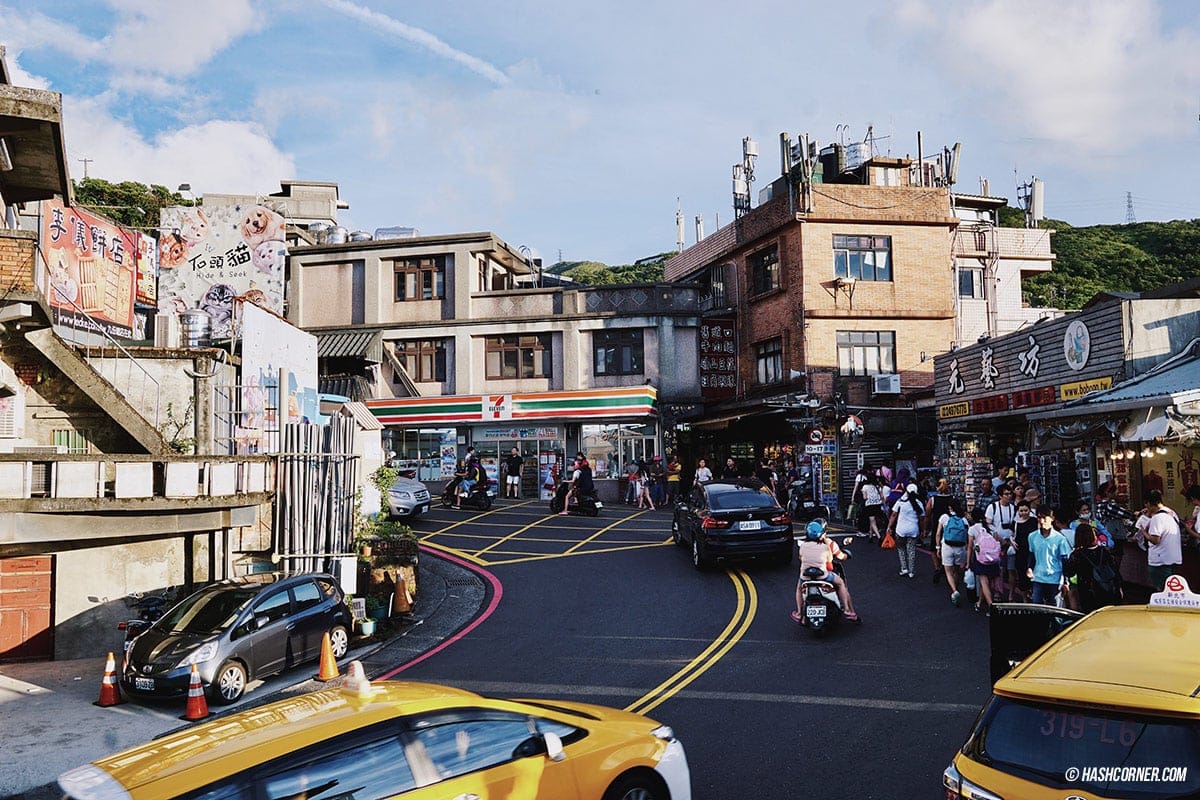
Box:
[1143,490,1182,591]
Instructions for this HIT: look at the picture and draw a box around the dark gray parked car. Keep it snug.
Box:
[121,573,352,704]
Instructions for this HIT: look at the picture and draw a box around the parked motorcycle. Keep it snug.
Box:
[117,589,173,653]
[795,538,857,638]
[549,482,602,517]
[787,480,829,523]
[440,478,494,511]
[1095,499,1138,541]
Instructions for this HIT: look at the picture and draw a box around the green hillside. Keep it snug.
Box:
[1018,216,1200,309]
[546,252,675,285]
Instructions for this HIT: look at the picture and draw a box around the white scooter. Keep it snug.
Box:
[796,536,858,637]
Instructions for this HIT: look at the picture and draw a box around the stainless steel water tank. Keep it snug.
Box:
[178,309,212,349]
[327,226,349,244]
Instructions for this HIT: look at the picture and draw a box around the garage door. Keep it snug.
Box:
[0,556,53,662]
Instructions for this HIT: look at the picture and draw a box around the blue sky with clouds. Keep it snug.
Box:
[4,0,1199,265]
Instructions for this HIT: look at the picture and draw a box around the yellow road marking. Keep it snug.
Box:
[484,542,669,566]
[563,510,650,555]
[416,499,540,542]
[624,569,757,716]
[417,539,488,566]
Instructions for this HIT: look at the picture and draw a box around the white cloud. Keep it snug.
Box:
[0,1,260,84]
[62,94,295,195]
[896,0,1200,153]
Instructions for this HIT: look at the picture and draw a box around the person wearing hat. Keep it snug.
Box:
[885,482,926,578]
[793,520,860,623]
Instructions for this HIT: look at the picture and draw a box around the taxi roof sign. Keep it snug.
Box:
[1147,574,1200,609]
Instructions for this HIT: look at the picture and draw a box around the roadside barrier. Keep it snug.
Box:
[94,652,123,707]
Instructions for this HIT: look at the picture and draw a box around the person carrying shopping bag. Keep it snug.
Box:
[885,483,925,579]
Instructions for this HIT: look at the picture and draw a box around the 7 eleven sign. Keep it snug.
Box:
[484,394,513,420]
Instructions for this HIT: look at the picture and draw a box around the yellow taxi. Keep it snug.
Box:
[944,575,1200,799]
[60,671,691,800]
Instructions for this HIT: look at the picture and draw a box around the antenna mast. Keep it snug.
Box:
[732,136,758,219]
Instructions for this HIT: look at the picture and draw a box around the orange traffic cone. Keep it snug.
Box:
[180,664,212,722]
[95,652,123,707]
[315,631,340,681]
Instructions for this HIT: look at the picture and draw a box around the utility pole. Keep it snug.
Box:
[78,157,93,179]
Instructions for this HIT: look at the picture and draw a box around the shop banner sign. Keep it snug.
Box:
[699,318,737,399]
[1060,376,1113,401]
[158,199,287,338]
[40,199,137,338]
[971,394,1010,415]
[477,426,561,440]
[938,401,970,419]
[1011,386,1057,410]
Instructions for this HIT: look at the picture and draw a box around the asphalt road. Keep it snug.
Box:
[402,498,995,799]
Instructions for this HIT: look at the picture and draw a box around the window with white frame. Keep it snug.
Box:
[837,331,895,376]
[755,337,783,385]
[959,268,984,299]
[833,235,892,282]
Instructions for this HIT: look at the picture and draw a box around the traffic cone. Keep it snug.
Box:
[180,664,212,722]
[94,652,123,707]
[315,631,340,681]
[341,660,372,697]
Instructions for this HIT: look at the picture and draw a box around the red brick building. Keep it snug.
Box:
[665,154,959,510]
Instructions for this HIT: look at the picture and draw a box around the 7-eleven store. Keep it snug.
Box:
[366,386,659,500]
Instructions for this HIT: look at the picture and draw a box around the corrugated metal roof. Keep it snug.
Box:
[338,401,383,431]
[314,329,382,362]
[1076,353,1200,405]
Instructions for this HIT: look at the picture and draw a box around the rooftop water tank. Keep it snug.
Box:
[348,230,372,242]
[373,226,421,240]
[326,226,348,244]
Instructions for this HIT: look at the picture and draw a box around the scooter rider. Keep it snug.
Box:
[793,520,860,623]
[457,447,481,509]
[559,455,594,515]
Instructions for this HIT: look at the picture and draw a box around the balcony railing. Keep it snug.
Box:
[0,454,274,502]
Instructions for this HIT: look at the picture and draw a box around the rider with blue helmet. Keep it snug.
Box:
[794,518,860,623]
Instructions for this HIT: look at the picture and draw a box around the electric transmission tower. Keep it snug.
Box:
[1125,192,1136,224]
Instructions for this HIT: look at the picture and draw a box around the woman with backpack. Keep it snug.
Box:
[1063,522,1123,612]
[967,506,1002,614]
[934,498,970,606]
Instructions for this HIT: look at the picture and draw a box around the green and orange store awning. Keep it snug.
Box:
[366,386,658,427]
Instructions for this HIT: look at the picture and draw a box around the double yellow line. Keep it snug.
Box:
[625,569,757,716]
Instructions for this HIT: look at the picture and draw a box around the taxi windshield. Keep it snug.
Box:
[967,696,1200,799]
[158,587,259,634]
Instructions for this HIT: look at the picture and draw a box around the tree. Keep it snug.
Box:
[72,177,193,233]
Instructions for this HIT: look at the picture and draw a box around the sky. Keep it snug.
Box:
[3,0,1199,266]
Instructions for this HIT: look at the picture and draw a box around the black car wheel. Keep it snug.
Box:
[603,771,668,800]
[692,536,711,571]
[328,625,349,659]
[211,660,247,705]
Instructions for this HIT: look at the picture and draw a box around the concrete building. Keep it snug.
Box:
[288,232,701,499]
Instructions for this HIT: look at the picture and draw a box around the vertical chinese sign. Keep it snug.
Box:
[40,199,137,339]
[699,317,737,399]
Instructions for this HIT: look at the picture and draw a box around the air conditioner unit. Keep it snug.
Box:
[872,374,901,395]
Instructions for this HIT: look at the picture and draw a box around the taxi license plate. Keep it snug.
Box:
[134,677,155,691]
[806,605,827,619]
[738,520,763,530]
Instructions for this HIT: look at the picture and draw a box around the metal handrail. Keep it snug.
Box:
[51,289,162,427]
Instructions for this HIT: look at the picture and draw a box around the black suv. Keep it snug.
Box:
[122,573,353,704]
[672,480,794,569]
